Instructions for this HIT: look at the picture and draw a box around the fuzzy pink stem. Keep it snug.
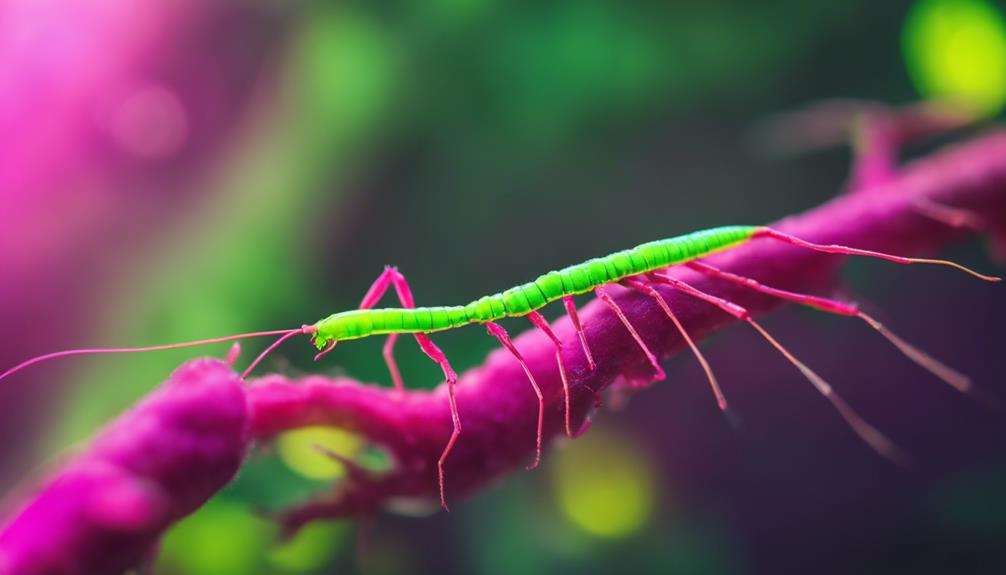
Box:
[0,359,248,575]
[247,130,1006,532]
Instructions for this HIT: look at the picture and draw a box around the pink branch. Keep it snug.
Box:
[0,359,248,575]
[247,130,1006,532]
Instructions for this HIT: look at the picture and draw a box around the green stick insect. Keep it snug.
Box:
[1,225,999,509]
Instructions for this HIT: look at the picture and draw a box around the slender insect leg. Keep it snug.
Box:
[686,261,980,398]
[594,286,666,382]
[413,333,460,511]
[563,296,596,371]
[649,271,908,464]
[754,227,1001,282]
[526,311,575,438]
[349,266,410,391]
[621,277,728,411]
[486,322,546,469]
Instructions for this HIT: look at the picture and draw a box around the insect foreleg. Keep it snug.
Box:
[348,266,414,391]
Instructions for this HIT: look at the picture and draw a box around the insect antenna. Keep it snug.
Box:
[0,327,310,385]
[755,227,1001,282]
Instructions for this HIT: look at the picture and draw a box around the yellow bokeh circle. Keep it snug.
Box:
[276,426,364,481]
[552,429,657,539]
[903,0,1006,115]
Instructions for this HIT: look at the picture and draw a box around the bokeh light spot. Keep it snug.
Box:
[158,500,273,575]
[552,429,656,539]
[277,425,364,481]
[903,0,1006,115]
[108,84,189,159]
[268,520,348,571]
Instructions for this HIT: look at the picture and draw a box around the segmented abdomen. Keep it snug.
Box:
[313,225,756,344]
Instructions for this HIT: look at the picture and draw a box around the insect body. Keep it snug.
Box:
[1,223,998,511]
[312,226,756,345]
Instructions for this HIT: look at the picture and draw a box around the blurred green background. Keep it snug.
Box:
[2,0,1005,573]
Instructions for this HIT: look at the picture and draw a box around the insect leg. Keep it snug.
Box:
[486,322,545,469]
[563,296,596,371]
[594,286,666,382]
[526,311,574,438]
[754,228,1000,282]
[687,261,984,400]
[621,277,728,412]
[649,271,909,465]
[412,333,460,511]
[349,266,409,391]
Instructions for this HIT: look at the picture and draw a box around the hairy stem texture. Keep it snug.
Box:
[0,359,248,575]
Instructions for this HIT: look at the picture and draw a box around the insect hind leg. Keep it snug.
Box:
[686,261,990,402]
[649,271,909,465]
[754,227,1000,282]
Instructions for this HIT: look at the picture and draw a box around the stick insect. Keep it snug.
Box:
[1,224,999,509]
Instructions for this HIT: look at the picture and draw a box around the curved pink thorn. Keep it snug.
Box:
[526,311,574,438]
[0,328,304,385]
[911,197,986,231]
[622,277,728,412]
[563,295,595,370]
[594,286,665,382]
[487,322,544,470]
[755,227,1001,282]
[225,343,242,367]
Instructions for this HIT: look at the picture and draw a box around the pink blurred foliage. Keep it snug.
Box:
[0,0,280,480]
[0,358,248,575]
